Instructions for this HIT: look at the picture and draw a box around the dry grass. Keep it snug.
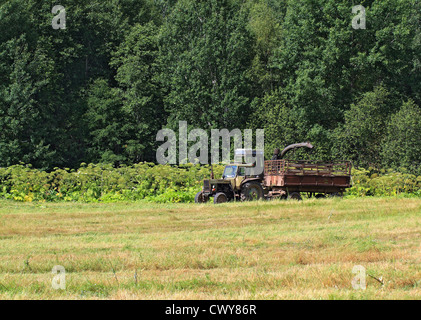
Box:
[0,197,420,299]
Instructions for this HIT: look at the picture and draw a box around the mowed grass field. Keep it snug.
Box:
[0,197,420,300]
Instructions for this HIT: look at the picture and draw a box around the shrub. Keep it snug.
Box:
[0,164,419,203]
[0,163,223,203]
[347,167,421,197]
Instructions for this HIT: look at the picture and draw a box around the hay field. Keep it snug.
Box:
[0,198,420,299]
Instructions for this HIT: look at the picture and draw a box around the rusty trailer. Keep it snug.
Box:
[264,160,352,199]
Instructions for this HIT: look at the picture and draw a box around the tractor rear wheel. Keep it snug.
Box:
[214,192,228,204]
[241,181,264,201]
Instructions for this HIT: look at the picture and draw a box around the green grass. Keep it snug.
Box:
[0,197,420,299]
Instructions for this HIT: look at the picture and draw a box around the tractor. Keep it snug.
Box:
[195,149,265,204]
[195,163,265,204]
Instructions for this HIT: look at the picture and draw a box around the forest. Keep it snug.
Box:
[0,0,420,173]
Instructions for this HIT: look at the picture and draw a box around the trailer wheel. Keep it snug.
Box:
[288,192,302,201]
[214,192,228,204]
[329,192,343,198]
[241,181,264,201]
[195,191,208,203]
[315,194,326,199]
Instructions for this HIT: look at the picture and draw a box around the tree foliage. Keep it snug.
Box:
[0,0,419,173]
[382,100,421,173]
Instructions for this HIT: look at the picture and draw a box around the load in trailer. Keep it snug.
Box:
[195,143,352,203]
[264,159,351,200]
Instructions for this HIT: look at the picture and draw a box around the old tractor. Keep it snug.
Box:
[195,163,265,204]
[195,149,264,204]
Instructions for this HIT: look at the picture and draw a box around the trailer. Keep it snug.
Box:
[263,159,352,200]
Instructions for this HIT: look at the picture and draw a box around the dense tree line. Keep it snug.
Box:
[0,0,420,173]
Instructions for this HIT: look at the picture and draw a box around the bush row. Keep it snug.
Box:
[347,168,421,197]
[0,163,223,203]
[0,164,419,203]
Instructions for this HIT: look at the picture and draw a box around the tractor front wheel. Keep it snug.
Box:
[214,192,228,204]
[195,191,208,203]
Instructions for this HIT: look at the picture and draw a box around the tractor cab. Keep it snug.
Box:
[221,163,251,191]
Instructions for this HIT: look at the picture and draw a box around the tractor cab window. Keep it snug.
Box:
[223,165,238,178]
[238,167,246,176]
